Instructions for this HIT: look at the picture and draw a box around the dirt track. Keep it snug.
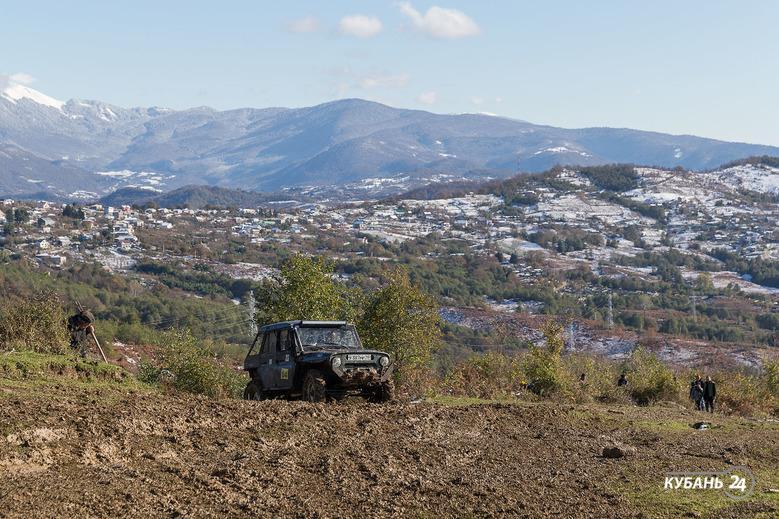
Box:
[1,384,778,518]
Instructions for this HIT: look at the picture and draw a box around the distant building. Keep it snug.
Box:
[36,253,66,267]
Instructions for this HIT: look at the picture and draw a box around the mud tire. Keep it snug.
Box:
[369,379,395,403]
[303,370,328,403]
[243,380,266,401]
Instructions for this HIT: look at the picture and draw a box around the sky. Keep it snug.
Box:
[2,1,778,145]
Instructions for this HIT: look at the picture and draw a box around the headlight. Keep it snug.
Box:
[331,356,342,368]
[379,356,389,367]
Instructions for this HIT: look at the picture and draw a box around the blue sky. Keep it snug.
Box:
[2,1,778,145]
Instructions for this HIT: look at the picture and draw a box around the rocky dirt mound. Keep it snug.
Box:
[1,385,777,518]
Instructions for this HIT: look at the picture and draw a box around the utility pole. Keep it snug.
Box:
[247,290,257,338]
[568,320,576,350]
[607,292,614,330]
[690,291,697,322]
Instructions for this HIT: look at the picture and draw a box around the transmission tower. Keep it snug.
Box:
[607,292,614,330]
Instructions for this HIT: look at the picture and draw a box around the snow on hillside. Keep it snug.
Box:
[1,84,64,110]
[710,165,779,194]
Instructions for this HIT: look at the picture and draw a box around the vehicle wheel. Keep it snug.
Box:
[369,379,395,403]
[303,370,328,403]
[243,380,266,401]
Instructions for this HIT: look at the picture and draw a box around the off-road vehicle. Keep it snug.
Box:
[243,320,394,402]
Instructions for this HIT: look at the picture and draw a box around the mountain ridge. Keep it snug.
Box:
[2,85,779,200]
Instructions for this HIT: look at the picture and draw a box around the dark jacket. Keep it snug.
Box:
[703,380,716,400]
[690,381,703,400]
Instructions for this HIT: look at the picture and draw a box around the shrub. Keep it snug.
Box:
[763,360,779,397]
[561,354,630,404]
[0,290,70,353]
[715,372,772,416]
[522,320,565,396]
[620,346,681,405]
[444,351,524,399]
[140,329,245,398]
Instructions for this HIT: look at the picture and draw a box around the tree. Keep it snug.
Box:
[13,208,30,225]
[63,204,85,220]
[254,255,352,325]
[696,272,714,293]
[360,267,441,374]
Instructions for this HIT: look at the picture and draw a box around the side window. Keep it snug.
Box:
[278,330,289,352]
[260,332,276,354]
[265,331,278,354]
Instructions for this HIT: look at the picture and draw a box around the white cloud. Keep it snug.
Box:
[398,2,480,39]
[417,91,438,104]
[0,72,35,89]
[338,15,383,38]
[286,16,320,33]
[359,73,409,89]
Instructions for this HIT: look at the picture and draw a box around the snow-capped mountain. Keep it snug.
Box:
[1,83,779,199]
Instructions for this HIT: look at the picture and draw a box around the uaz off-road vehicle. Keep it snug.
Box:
[243,321,394,402]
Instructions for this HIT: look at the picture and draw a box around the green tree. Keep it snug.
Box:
[360,267,441,374]
[696,272,714,293]
[13,208,30,225]
[63,204,85,220]
[255,255,352,325]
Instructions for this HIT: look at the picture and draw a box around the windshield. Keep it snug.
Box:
[297,326,361,350]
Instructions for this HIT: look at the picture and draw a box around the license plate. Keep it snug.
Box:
[347,354,372,362]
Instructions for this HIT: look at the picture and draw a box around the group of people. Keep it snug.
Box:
[689,374,716,412]
[581,372,717,414]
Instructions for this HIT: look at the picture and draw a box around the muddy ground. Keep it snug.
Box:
[1,383,778,518]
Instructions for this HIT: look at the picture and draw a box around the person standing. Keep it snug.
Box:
[690,374,704,411]
[703,375,716,413]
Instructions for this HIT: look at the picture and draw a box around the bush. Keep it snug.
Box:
[0,290,70,353]
[765,360,779,397]
[561,354,630,404]
[140,329,245,398]
[715,372,771,416]
[444,352,524,399]
[620,347,681,405]
[522,321,565,396]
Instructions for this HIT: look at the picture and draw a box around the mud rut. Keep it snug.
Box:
[1,387,777,518]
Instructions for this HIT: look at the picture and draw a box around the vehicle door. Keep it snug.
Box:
[274,329,296,390]
[244,331,263,373]
[258,331,277,390]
